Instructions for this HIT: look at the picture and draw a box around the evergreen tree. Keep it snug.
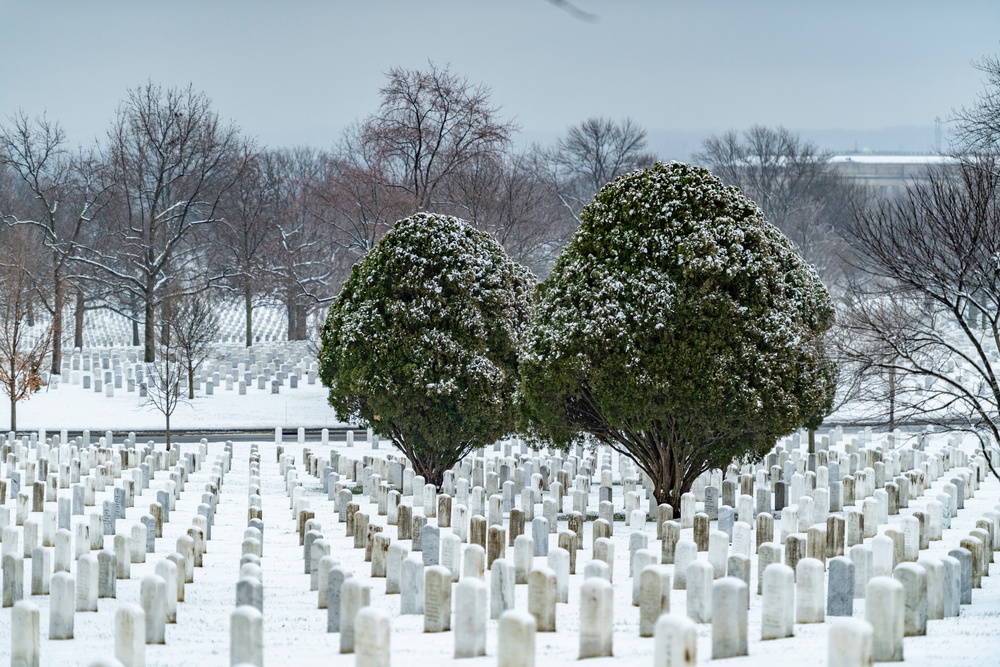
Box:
[519,162,836,506]
[320,213,534,487]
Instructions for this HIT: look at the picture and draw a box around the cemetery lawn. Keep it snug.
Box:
[0,382,998,665]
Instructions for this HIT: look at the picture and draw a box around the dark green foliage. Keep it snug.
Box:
[319,213,534,487]
[519,161,836,505]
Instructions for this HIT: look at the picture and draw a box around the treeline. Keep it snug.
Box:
[0,63,857,373]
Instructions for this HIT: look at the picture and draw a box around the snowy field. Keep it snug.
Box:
[0,423,997,666]
[8,305,347,432]
[15,369,348,433]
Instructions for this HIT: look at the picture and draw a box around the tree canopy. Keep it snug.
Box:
[519,161,836,505]
[319,212,534,486]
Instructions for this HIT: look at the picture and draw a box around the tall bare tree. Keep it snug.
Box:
[214,146,279,346]
[441,148,574,276]
[841,154,1000,480]
[547,116,657,221]
[0,112,112,374]
[953,54,1000,155]
[694,125,856,283]
[360,62,517,212]
[325,129,408,260]
[75,83,249,361]
[268,147,342,341]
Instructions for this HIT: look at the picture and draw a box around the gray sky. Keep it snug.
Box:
[2,1,998,157]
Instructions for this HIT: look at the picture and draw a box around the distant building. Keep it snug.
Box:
[829,154,953,198]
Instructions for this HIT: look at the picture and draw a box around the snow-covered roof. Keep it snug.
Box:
[829,154,955,165]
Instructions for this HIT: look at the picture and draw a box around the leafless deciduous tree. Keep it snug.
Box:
[547,116,657,221]
[0,226,51,431]
[75,83,249,362]
[0,112,112,374]
[268,147,341,341]
[361,62,517,212]
[142,318,185,451]
[163,291,219,400]
[693,125,857,284]
[953,55,1000,155]
[441,149,573,276]
[214,147,280,346]
[841,155,1000,480]
[325,129,407,260]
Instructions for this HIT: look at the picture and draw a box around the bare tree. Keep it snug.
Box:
[214,147,279,346]
[325,129,408,259]
[164,291,219,399]
[360,62,517,212]
[268,147,342,340]
[142,320,184,451]
[0,225,51,431]
[75,83,249,362]
[841,155,1000,480]
[0,112,112,374]
[547,116,657,221]
[693,125,856,284]
[441,148,574,276]
[953,54,1000,155]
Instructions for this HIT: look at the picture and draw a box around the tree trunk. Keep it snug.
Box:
[144,292,156,363]
[888,366,896,431]
[187,361,195,400]
[644,443,691,509]
[412,458,447,491]
[165,410,171,451]
[244,288,253,347]
[286,297,297,341]
[295,303,308,340]
[9,395,15,433]
[808,428,816,455]
[132,319,140,347]
[51,271,63,375]
[73,288,84,349]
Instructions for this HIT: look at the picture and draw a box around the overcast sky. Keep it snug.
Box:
[2,1,998,157]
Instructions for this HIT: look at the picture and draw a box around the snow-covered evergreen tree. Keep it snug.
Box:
[519,161,836,506]
[319,212,534,487]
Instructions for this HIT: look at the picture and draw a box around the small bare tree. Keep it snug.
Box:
[0,226,51,431]
[166,292,220,399]
[143,318,185,450]
[841,154,1000,480]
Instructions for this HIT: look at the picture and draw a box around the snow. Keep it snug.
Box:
[0,416,998,666]
[11,375,348,432]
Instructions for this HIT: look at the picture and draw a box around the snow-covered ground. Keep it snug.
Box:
[0,422,998,666]
[0,308,998,665]
[14,373,347,432]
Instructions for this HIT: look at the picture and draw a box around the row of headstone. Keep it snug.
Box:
[3,434,231,665]
[233,442,265,667]
[273,426,993,667]
[57,340,320,397]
